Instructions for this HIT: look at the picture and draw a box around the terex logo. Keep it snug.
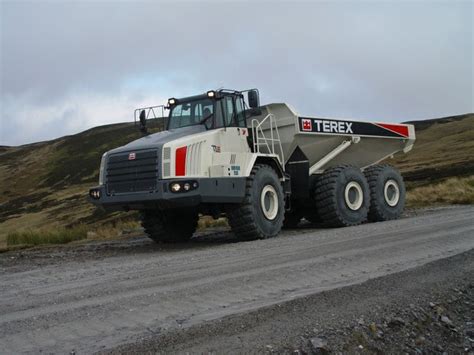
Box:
[128,152,136,160]
[301,119,312,131]
[313,119,353,134]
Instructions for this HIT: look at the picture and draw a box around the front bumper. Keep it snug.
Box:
[89,177,246,211]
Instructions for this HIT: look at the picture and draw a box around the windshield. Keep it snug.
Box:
[168,99,214,129]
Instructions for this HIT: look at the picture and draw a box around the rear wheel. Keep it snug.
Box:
[227,164,284,240]
[364,165,406,221]
[315,165,369,227]
[140,209,198,243]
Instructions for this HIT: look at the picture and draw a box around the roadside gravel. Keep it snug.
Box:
[108,249,473,354]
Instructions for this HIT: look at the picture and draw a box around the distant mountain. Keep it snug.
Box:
[0,113,472,244]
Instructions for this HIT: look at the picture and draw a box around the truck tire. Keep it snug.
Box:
[140,209,198,243]
[364,165,406,222]
[315,165,369,227]
[227,164,284,240]
[283,207,303,229]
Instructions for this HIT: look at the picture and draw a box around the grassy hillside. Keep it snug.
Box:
[0,123,139,246]
[0,114,472,248]
[391,113,474,207]
[393,113,474,186]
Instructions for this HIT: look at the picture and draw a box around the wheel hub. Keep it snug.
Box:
[261,185,279,220]
[344,181,363,211]
[384,179,400,207]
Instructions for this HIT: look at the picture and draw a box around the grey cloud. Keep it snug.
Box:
[1,0,472,145]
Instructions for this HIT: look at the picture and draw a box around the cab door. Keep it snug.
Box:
[220,95,249,152]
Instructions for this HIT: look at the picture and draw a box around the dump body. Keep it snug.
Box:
[254,103,415,171]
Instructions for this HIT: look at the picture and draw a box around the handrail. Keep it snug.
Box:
[251,114,285,166]
[133,105,166,126]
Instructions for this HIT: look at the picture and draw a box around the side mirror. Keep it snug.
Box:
[248,90,260,108]
[139,110,148,135]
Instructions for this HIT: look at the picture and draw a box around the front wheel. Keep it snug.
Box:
[140,209,198,243]
[227,164,284,240]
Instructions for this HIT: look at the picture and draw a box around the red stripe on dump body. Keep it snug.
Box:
[376,123,409,137]
[175,146,187,176]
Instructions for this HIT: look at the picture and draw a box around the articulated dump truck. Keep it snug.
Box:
[89,89,415,242]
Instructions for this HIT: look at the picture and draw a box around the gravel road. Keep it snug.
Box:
[0,205,473,354]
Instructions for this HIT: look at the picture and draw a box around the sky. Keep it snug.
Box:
[0,0,472,146]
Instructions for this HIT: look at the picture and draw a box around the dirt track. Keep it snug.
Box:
[0,206,473,354]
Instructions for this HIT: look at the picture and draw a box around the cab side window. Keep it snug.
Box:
[213,101,224,128]
[235,97,246,127]
[223,96,235,127]
[221,96,246,128]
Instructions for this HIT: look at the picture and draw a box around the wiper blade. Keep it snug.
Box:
[199,113,214,125]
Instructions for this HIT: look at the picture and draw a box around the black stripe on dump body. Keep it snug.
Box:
[298,117,403,138]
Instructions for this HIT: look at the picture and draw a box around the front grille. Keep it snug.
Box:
[106,150,158,194]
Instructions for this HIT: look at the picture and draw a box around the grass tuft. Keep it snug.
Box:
[198,216,228,230]
[88,220,141,240]
[6,225,88,246]
[407,175,474,207]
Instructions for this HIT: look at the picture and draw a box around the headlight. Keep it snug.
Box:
[169,181,199,193]
[170,183,181,192]
[168,98,177,106]
[98,153,108,185]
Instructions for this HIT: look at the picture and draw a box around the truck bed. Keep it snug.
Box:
[256,103,416,170]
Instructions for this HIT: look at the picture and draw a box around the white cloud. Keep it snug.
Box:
[1,1,472,146]
[1,89,167,145]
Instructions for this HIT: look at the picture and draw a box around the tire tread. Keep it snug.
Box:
[227,164,284,240]
[364,164,405,222]
[314,165,368,227]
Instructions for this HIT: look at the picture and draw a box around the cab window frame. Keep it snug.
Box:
[166,93,248,131]
[167,98,215,130]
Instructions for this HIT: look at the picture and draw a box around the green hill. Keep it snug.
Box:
[393,113,474,186]
[0,114,473,247]
[0,123,139,245]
